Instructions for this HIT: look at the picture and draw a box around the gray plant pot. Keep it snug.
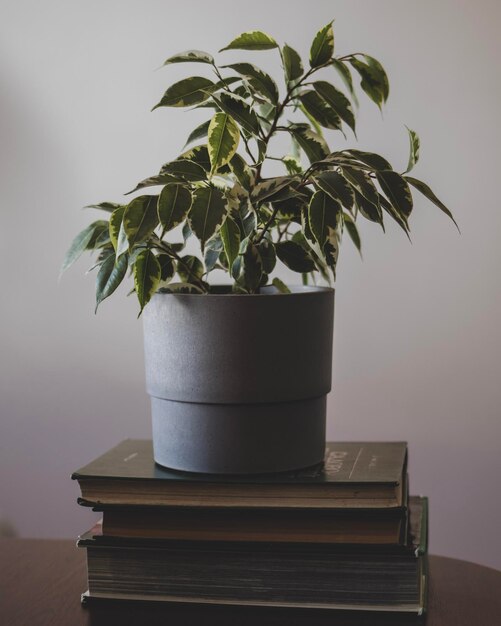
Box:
[142,285,334,474]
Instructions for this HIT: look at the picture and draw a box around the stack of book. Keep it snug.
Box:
[72,440,428,615]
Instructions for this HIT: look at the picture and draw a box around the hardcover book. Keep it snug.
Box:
[72,439,408,509]
[79,496,427,613]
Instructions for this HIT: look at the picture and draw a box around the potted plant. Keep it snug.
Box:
[62,21,456,474]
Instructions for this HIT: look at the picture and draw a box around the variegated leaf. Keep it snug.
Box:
[162,50,214,65]
[177,254,204,283]
[208,112,240,174]
[272,277,291,293]
[405,176,459,230]
[308,190,342,248]
[276,240,316,273]
[229,153,254,190]
[220,215,240,269]
[123,195,159,249]
[212,92,260,135]
[282,44,303,82]
[299,90,342,130]
[95,252,128,312]
[220,31,278,52]
[161,159,207,182]
[125,173,179,196]
[223,63,279,104]
[133,249,161,313]
[314,170,354,210]
[313,81,355,133]
[310,21,334,68]
[61,221,108,275]
[152,76,215,109]
[376,170,413,217]
[184,119,211,147]
[343,212,362,255]
[158,184,192,233]
[289,125,329,163]
[109,206,125,250]
[188,185,227,248]
[404,127,420,174]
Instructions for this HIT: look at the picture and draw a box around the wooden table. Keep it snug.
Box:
[1,539,501,625]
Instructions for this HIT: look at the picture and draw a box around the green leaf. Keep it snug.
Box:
[161,159,208,182]
[61,221,107,275]
[125,173,179,195]
[378,194,409,236]
[343,212,362,255]
[220,215,240,269]
[133,249,161,313]
[308,190,342,248]
[272,277,291,293]
[282,155,303,176]
[313,170,354,210]
[363,54,389,101]
[239,241,263,292]
[158,184,192,233]
[220,31,278,52]
[310,21,334,68]
[299,90,342,131]
[251,176,297,204]
[223,63,279,104]
[212,92,261,135]
[376,170,413,217]
[276,240,316,273]
[177,254,204,283]
[282,44,303,82]
[204,235,224,273]
[229,153,254,190]
[257,239,276,274]
[85,202,121,213]
[152,76,215,109]
[163,50,214,65]
[330,59,358,105]
[404,127,420,174]
[354,189,383,226]
[208,112,240,174]
[405,176,459,230]
[109,206,125,250]
[349,55,389,108]
[343,149,392,171]
[156,253,175,282]
[184,119,211,147]
[313,81,355,133]
[123,195,159,249]
[177,145,211,172]
[289,125,329,163]
[342,166,381,206]
[188,185,227,249]
[95,252,128,312]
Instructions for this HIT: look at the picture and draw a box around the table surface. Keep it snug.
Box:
[1,539,501,626]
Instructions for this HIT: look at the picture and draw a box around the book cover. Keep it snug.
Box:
[72,440,408,509]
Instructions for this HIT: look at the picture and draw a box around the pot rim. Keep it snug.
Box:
[154,285,334,298]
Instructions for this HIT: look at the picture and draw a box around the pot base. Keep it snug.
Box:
[151,395,327,475]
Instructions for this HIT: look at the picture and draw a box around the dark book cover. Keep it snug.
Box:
[78,497,427,613]
[72,440,407,509]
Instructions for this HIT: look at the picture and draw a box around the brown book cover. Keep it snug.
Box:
[72,439,407,509]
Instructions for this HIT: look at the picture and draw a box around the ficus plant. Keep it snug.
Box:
[62,21,457,313]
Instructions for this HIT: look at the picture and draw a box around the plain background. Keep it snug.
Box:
[1,0,500,568]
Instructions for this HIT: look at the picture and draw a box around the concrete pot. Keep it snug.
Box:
[143,285,334,474]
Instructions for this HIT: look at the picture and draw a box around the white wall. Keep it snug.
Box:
[1,0,500,568]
